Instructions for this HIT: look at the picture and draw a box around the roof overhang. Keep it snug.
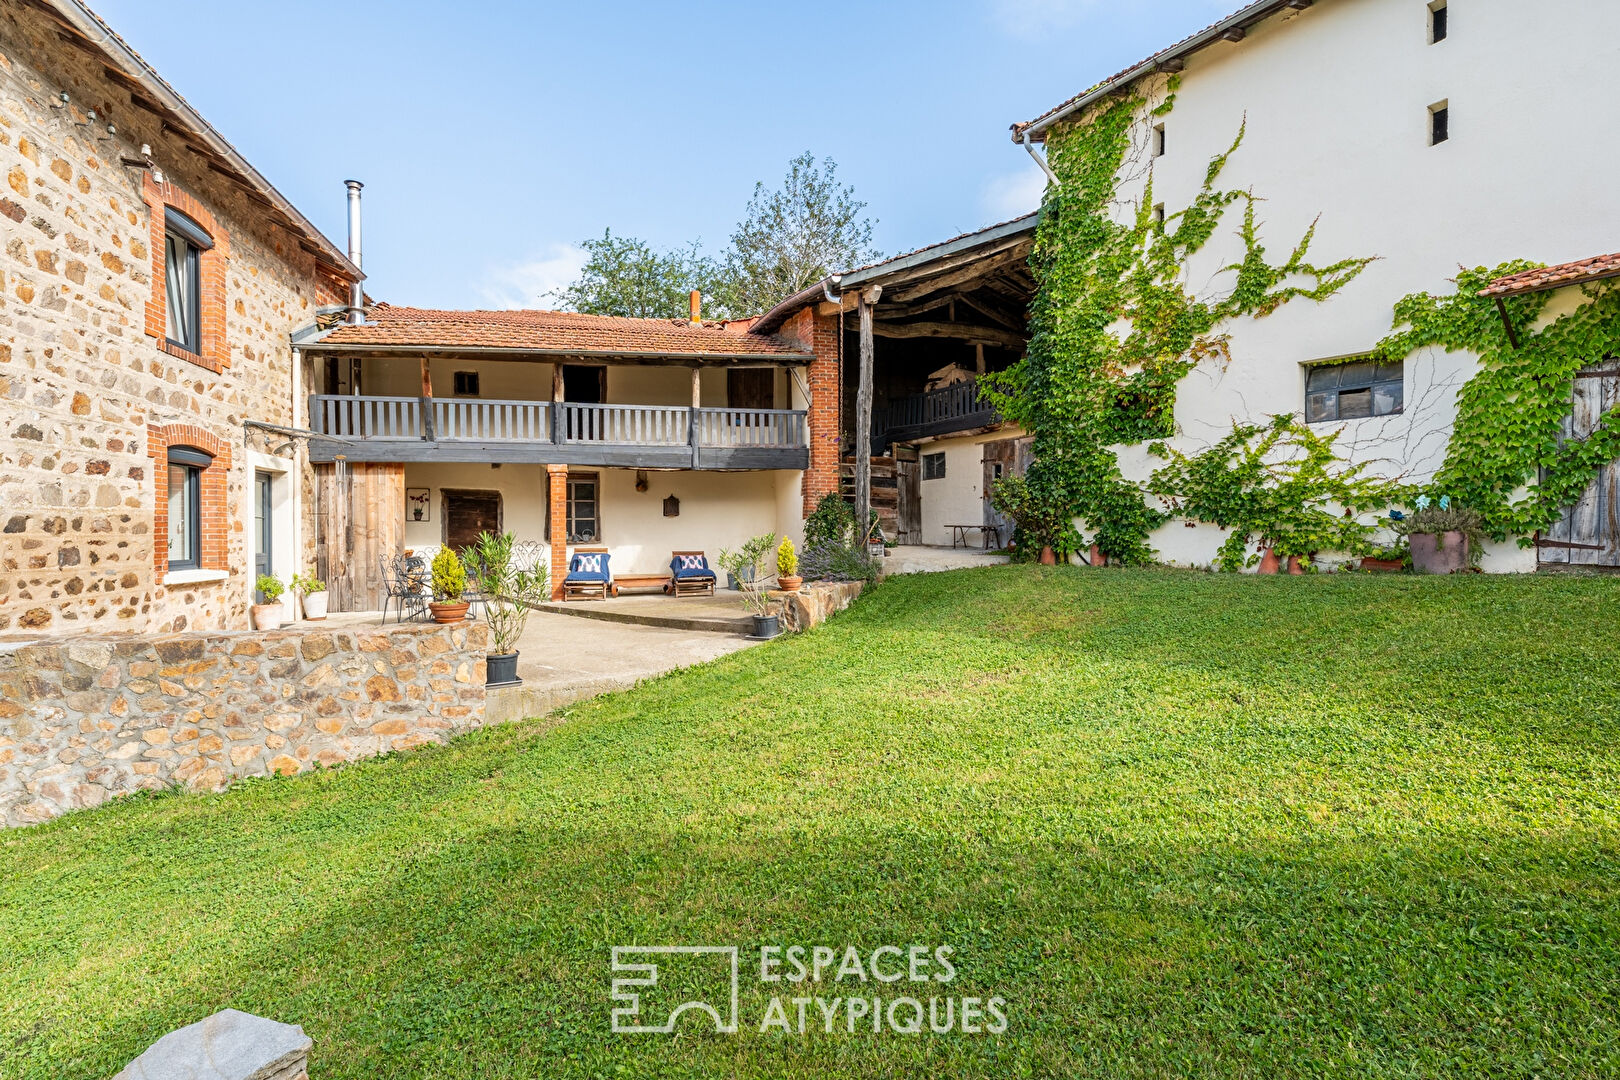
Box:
[295,340,814,364]
[29,0,361,282]
[1010,0,1318,143]
[1479,254,1620,299]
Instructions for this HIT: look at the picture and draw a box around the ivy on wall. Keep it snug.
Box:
[1375,268,1620,543]
[984,79,1374,562]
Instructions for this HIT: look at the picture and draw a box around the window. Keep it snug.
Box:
[566,473,599,542]
[163,209,211,354]
[1305,358,1403,423]
[166,446,212,570]
[1430,2,1447,43]
[453,371,480,396]
[1152,203,1166,226]
[1430,101,1449,145]
[922,452,946,480]
[1153,123,1166,157]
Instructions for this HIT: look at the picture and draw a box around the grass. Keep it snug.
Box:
[2,566,1619,1078]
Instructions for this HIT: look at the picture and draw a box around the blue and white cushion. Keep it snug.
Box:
[566,552,610,582]
[670,554,714,580]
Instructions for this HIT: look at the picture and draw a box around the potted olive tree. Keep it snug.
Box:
[292,572,328,621]
[463,531,549,686]
[252,575,286,630]
[776,537,802,592]
[719,533,780,639]
[428,547,470,623]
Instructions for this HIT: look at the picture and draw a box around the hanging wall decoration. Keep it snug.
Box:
[406,488,430,522]
[663,495,680,517]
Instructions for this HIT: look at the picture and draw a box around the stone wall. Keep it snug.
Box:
[0,4,348,638]
[777,580,864,633]
[0,620,487,827]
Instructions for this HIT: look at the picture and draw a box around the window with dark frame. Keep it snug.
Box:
[1305,358,1404,423]
[163,209,211,354]
[1430,103,1449,145]
[1153,123,1166,157]
[922,452,946,480]
[566,473,600,543]
[166,445,211,571]
[453,371,480,396]
[1430,2,1447,43]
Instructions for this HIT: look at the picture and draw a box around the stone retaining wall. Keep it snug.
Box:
[0,620,487,827]
[778,581,864,633]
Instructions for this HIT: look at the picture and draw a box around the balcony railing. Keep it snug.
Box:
[872,379,1000,449]
[306,395,808,469]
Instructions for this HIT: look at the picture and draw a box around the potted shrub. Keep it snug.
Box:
[252,575,286,630]
[428,547,470,623]
[462,531,549,686]
[1360,543,1407,573]
[776,537,802,592]
[292,572,328,621]
[719,533,781,639]
[1393,497,1484,574]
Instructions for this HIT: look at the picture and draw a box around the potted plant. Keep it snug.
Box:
[1392,497,1484,574]
[776,537,802,592]
[252,575,286,630]
[291,572,328,621]
[462,531,549,686]
[428,547,470,623]
[719,533,781,639]
[1360,543,1407,573]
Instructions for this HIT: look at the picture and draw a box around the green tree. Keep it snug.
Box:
[551,228,713,319]
[708,152,881,318]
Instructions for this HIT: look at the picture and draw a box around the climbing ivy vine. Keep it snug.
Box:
[982,79,1375,562]
[1375,268,1620,544]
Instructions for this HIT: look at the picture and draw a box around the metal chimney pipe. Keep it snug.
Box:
[345,179,364,325]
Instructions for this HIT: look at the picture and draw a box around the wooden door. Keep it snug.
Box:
[443,490,502,554]
[982,439,1018,545]
[562,364,605,403]
[895,459,921,544]
[314,462,404,612]
[727,368,774,409]
[1540,360,1620,568]
[253,472,273,602]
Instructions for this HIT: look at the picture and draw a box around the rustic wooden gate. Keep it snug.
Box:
[1539,359,1620,568]
[895,455,921,544]
[314,462,405,611]
[982,437,1034,546]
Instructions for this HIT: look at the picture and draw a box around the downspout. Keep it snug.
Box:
[290,345,303,621]
[1022,131,1060,188]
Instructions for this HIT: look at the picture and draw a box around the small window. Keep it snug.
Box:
[1430,101,1449,145]
[1305,358,1403,423]
[1430,2,1447,43]
[1152,203,1166,226]
[1153,123,1166,157]
[453,371,480,396]
[567,472,599,543]
[166,445,212,570]
[163,209,211,354]
[922,452,946,480]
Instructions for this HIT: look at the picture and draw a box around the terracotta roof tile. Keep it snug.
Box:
[312,304,813,358]
[1479,254,1620,298]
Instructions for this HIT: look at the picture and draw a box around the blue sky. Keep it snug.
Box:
[94,0,1229,310]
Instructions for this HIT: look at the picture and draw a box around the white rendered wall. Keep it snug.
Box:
[1078,0,1620,571]
[917,428,1026,547]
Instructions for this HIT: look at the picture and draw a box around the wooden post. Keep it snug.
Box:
[855,285,881,550]
[419,355,435,442]
[975,343,986,375]
[551,362,566,443]
[689,365,702,467]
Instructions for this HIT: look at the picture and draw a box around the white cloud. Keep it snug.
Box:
[474,243,589,310]
[981,166,1049,222]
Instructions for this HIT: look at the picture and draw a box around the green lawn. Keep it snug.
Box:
[3,567,1619,1078]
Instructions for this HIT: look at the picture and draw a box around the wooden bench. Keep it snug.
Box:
[947,524,995,550]
[615,573,672,594]
[664,550,717,597]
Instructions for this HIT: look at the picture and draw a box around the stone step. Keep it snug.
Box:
[533,600,753,635]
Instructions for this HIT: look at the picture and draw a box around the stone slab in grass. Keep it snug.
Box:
[113,1009,311,1080]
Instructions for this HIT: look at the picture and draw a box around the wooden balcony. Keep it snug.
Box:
[307,395,808,469]
[872,379,1000,450]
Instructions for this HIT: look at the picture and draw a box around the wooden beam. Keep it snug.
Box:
[552,362,564,402]
[954,292,1025,331]
[855,286,881,552]
[884,247,1030,304]
[1220,27,1246,41]
[691,365,702,408]
[419,356,436,442]
[870,321,1026,350]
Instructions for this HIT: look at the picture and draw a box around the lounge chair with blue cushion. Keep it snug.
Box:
[665,550,717,598]
[562,546,616,602]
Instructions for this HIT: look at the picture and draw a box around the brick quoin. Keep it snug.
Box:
[146,424,232,577]
[141,172,232,375]
[778,306,843,516]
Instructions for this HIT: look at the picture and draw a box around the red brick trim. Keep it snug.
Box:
[147,424,233,578]
[546,464,568,600]
[783,307,843,515]
[141,173,231,374]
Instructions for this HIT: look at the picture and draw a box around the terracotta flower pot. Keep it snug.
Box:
[429,600,470,624]
[1089,545,1106,567]
[1287,555,1306,575]
[1257,546,1281,575]
[777,575,803,592]
[250,602,283,630]
[1409,531,1469,574]
[1039,546,1057,565]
